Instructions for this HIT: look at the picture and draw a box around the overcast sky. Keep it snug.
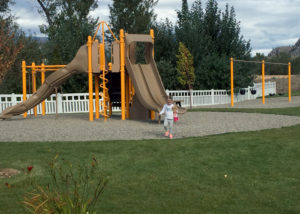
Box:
[10,0,300,56]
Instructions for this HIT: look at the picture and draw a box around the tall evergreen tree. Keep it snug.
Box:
[175,0,192,48]
[108,0,158,35]
[175,0,252,90]
[152,18,179,89]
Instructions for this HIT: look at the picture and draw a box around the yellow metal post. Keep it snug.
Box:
[288,62,291,102]
[87,36,94,121]
[262,60,265,104]
[95,39,100,119]
[120,29,125,120]
[230,57,234,107]
[41,63,46,115]
[22,60,27,118]
[150,29,155,56]
[32,62,37,116]
[150,29,156,120]
[95,75,100,119]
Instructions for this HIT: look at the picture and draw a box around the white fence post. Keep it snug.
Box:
[191,89,194,106]
[211,89,214,105]
[11,93,17,106]
[57,93,63,113]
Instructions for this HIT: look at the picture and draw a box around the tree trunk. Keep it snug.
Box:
[189,86,192,110]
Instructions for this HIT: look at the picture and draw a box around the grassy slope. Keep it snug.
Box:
[0,107,300,214]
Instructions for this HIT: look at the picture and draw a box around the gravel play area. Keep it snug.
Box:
[1,96,300,142]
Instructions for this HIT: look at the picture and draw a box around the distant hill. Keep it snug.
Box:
[268,38,300,57]
[31,36,48,43]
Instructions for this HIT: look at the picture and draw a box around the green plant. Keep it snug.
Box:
[23,155,108,214]
[176,42,195,109]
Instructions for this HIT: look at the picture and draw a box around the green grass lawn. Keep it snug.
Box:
[190,106,300,116]
[0,107,300,214]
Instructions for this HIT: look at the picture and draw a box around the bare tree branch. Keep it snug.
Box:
[36,0,52,26]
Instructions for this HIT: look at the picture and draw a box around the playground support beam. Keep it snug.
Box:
[288,62,291,102]
[22,60,27,118]
[87,36,94,122]
[32,62,37,116]
[95,39,100,119]
[262,60,265,104]
[150,29,156,120]
[230,57,234,107]
[120,29,125,120]
[41,63,46,115]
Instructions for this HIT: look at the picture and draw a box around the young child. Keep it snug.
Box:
[159,98,174,139]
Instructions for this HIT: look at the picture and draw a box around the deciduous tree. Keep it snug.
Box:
[36,0,99,92]
[0,0,23,84]
[176,42,195,108]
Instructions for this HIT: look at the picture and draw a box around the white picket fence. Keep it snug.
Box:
[167,81,276,107]
[0,82,276,114]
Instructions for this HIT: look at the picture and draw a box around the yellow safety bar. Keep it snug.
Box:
[22,61,66,117]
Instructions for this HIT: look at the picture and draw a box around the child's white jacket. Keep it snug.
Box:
[160,104,174,120]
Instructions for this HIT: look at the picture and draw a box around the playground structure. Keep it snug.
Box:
[230,58,292,107]
[0,21,170,121]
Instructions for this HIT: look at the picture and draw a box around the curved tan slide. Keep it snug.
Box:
[126,59,167,112]
[0,42,99,119]
[125,34,168,120]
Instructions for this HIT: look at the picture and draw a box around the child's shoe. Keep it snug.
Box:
[169,134,173,139]
[164,131,169,137]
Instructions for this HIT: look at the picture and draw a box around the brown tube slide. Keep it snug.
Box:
[0,42,99,119]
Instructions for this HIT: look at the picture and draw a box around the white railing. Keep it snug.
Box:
[0,81,276,114]
[0,93,116,115]
[166,81,276,107]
